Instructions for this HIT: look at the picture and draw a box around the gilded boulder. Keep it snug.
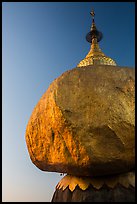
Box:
[26,65,135,176]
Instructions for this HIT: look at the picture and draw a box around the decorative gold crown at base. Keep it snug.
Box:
[56,172,135,192]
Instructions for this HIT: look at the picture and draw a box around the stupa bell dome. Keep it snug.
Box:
[77,10,117,67]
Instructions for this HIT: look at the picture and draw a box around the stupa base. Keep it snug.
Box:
[51,171,135,202]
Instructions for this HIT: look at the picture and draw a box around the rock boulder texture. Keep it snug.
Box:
[26,65,135,177]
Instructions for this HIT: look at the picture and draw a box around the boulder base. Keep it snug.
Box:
[26,65,135,176]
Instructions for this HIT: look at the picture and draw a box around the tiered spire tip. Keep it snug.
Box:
[77,9,117,67]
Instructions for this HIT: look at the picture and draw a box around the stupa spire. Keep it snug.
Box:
[77,10,117,67]
[90,10,96,27]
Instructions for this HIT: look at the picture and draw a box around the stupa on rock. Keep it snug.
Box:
[77,10,117,67]
[25,10,135,202]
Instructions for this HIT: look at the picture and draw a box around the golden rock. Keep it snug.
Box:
[25,65,135,176]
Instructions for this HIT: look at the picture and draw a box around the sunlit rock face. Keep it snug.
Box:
[25,65,135,177]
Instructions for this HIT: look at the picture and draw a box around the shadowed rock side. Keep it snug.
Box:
[26,65,135,177]
[51,184,135,202]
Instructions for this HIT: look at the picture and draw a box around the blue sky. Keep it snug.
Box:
[2,2,135,202]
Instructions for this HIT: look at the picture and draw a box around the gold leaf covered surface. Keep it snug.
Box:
[77,38,117,67]
[26,65,135,176]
